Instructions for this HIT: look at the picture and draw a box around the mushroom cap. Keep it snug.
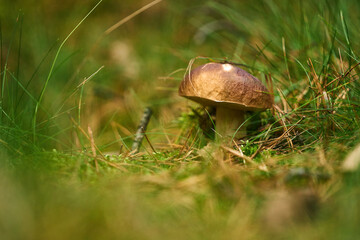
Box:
[179,63,273,111]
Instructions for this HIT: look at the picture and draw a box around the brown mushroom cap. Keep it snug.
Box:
[179,63,273,111]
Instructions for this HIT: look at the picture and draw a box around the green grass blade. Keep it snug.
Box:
[32,0,103,143]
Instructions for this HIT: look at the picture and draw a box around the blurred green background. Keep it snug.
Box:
[3,0,252,153]
[1,0,360,239]
[1,0,359,152]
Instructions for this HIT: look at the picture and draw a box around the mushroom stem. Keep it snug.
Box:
[215,106,246,142]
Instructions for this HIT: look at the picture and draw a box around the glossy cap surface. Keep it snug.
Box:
[179,63,273,110]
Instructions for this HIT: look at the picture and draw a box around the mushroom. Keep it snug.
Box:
[179,62,272,141]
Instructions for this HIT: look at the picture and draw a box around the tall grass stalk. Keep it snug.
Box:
[32,0,103,143]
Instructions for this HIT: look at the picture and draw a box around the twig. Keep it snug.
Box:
[131,107,153,153]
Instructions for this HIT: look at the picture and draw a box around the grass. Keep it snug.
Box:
[1,0,360,239]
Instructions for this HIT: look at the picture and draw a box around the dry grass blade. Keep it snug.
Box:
[83,152,128,172]
[294,86,310,109]
[184,57,198,95]
[338,48,345,74]
[76,66,104,89]
[105,0,163,35]
[67,0,163,87]
[69,115,127,171]
[158,68,186,81]
[188,128,200,151]
[221,146,255,164]
[265,73,274,99]
[325,62,360,88]
[113,122,133,136]
[144,133,157,153]
[88,125,99,172]
[282,37,292,81]
[221,146,268,171]
[0,139,23,155]
[273,103,294,150]
[266,116,305,150]
[177,126,194,157]
[308,58,333,112]
[154,143,184,149]
[111,121,125,154]
[276,88,290,113]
